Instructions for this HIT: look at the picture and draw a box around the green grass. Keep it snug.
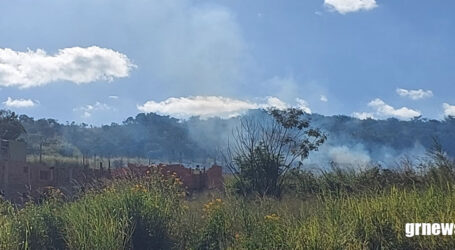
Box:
[2,169,455,249]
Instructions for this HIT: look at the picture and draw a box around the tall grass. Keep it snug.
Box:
[185,186,455,249]
[2,159,455,249]
[0,170,186,249]
[0,202,19,250]
[61,192,132,249]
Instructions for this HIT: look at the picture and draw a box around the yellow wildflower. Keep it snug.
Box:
[264,213,280,221]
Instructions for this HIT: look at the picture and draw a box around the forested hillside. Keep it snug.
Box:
[13,110,455,165]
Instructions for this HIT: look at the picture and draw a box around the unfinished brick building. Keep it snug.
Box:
[0,140,223,202]
[0,140,28,201]
[111,163,224,191]
[0,140,105,202]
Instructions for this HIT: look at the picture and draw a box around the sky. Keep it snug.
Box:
[0,0,454,125]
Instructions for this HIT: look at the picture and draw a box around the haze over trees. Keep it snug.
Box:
[2,109,455,165]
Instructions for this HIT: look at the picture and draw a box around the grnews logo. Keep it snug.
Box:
[406,223,454,237]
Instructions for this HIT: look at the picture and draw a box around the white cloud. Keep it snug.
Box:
[352,112,375,120]
[320,95,328,102]
[3,97,36,108]
[367,98,420,120]
[265,97,289,110]
[296,98,312,114]
[443,103,455,117]
[137,96,311,119]
[324,0,377,14]
[138,96,256,119]
[0,46,135,88]
[74,102,113,118]
[396,88,433,100]
[108,95,119,99]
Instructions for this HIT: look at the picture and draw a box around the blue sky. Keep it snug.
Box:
[0,0,454,124]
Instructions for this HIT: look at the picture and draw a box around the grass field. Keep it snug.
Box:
[2,161,455,250]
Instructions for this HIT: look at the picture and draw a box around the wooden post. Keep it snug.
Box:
[3,162,9,198]
[39,142,42,163]
[108,158,111,175]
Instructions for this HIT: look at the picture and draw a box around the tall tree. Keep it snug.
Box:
[226,108,326,197]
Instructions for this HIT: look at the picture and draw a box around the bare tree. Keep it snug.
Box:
[224,108,326,197]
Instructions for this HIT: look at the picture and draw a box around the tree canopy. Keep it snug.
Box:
[2,109,455,164]
[0,110,26,140]
[226,108,326,197]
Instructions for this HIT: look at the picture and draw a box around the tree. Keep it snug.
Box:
[0,110,26,140]
[225,108,326,197]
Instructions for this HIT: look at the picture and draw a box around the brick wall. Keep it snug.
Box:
[1,162,223,202]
